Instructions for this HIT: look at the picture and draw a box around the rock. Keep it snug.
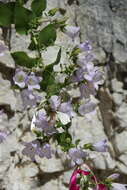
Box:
[114,131,127,154]
[115,102,127,129]
[112,92,123,106]
[111,79,123,93]
[0,73,16,111]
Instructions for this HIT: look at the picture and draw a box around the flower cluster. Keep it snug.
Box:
[13,69,42,108]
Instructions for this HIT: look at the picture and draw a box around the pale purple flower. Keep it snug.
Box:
[93,139,108,152]
[35,113,57,136]
[111,183,127,190]
[37,109,47,121]
[59,101,76,117]
[49,95,61,111]
[78,41,92,52]
[70,69,84,83]
[25,72,42,90]
[78,101,97,116]
[79,83,96,99]
[0,42,8,56]
[22,140,52,161]
[77,54,94,68]
[21,89,41,109]
[107,173,120,180]
[13,69,27,88]
[0,131,8,143]
[39,143,52,159]
[92,70,104,90]
[68,148,87,165]
[64,26,80,40]
[22,140,41,161]
[82,64,104,90]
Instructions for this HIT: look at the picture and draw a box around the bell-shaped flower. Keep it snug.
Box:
[25,72,42,90]
[22,140,42,161]
[35,111,57,136]
[92,139,108,152]
[59,101,76,118]
[13,69,27,88]
[70,68,85,83]
[78,41,92,52]
[68,148,87,166]
[21,89,41,109]
[64,26,80,40]
[39,143,52,159]
[49,95,61,111]
[78,101,97,116]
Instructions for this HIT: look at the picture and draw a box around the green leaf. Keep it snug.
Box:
[11,51,39,68]
[55,132,74,151]
[0,2,15,26]
[38,24,56,47]
[40,48,61,91]
[31,0,46,16]
[14,3,34,34]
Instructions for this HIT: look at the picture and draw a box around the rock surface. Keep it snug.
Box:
[0,0,127,189]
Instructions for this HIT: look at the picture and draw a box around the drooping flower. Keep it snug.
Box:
[13,69,27,88]
[49,95,61,111]
[78,41,92,52]
[21,89,41,108]
[25,72,42,90]
[111,183,127,190]
[92,139,108,152]
[78,101,97,116]
[0,131,8,143]
[64,26,80,40]
[68,148,87,166]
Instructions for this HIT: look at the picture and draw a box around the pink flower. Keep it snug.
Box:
[69,169,90,190]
